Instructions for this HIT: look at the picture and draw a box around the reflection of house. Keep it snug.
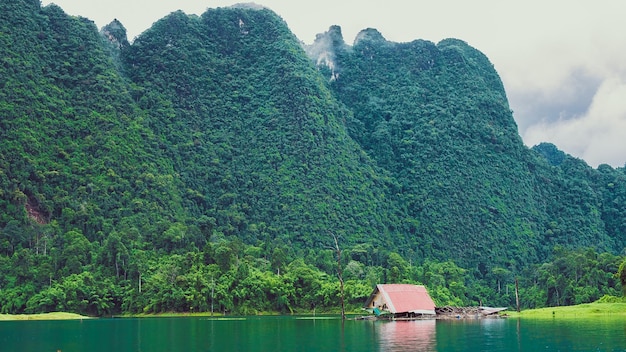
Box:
[378,319,436,350]
[364,284,436,318]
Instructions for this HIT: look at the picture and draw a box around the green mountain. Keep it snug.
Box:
[0,0,187,245]
[306,26,620,269]
[120,7,398,249]
[0,1,624,315]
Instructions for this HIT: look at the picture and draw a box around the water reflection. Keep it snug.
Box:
[377,319,437,351]
[3,315,626,351]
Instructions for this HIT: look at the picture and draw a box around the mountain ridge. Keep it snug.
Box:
[1,1,624,315]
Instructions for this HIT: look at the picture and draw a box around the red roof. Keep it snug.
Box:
[366,284,436,314]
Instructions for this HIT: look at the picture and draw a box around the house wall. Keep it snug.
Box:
[369,292,388,310]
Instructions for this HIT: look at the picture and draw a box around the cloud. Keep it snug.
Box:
[524,77,626,168]
[491,1,626,168]
[507,69,603,132]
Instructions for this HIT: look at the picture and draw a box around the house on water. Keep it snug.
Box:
[364,284,436,319]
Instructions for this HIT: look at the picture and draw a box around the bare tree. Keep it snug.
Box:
[329,232,345,320]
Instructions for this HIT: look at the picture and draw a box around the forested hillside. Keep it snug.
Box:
[120,7,399,248]
[307,26,621,269]
[1,1,624,316]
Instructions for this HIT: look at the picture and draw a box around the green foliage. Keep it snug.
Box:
[120,7,398,249]
[312,28,623,272]
[518,247,622,308]
[618,258,626,296]
[1,2,625,316]
[532,143,566,166]
[25,271,120,316]
[596,294,626,303]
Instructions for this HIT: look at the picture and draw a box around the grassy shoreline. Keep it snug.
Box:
[0,310,360,321]
[0,312,90,321]
[505,302,626,319]
[4,302,624,321]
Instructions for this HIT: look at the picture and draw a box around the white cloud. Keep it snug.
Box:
[524,77,626,168]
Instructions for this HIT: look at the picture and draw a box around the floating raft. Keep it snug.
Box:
[435,306,508,319]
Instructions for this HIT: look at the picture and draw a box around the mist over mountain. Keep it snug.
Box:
[1,1,624,315]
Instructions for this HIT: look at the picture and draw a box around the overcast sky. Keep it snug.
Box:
[41,0,626,168]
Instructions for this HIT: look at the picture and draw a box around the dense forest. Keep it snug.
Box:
[1,0,625,316]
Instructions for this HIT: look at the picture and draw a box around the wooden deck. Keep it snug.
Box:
[359,306,508,321]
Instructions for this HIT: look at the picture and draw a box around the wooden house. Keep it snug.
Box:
[364,284,436,318]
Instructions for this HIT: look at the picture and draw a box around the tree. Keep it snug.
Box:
[99,232,129,278]
[491,267,511,294]
[387,252,408,282]
[59,230,92,276]
[619,258,626,296]
[1,220,25,255]
[331,233,345,320]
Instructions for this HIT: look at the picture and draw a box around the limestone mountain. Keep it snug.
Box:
[119,7,399,248]
[1,0,624,315]
[307,26,617,271]
[0,0,186,249]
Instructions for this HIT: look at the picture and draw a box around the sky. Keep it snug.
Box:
[41,0,626,168]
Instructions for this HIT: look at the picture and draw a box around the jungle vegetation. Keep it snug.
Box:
[1,0,625,316]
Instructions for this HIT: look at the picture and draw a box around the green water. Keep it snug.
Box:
[1,316,625,351]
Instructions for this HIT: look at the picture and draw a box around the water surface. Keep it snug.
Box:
[1,315,625,351]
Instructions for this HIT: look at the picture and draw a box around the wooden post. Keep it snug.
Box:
[515,277,520,313]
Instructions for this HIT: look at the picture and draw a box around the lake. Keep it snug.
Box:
[1,315,625,351]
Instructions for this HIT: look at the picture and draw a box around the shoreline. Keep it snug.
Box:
[506,302,626,319]
[3,302,625,321]
[0,312,91,321]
